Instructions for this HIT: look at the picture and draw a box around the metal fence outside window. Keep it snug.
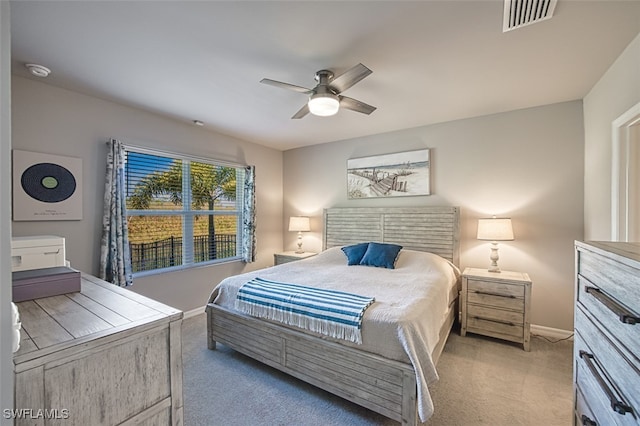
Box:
[130,234,236,272]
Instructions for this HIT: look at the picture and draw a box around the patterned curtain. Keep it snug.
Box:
[242,165,256,263]
[99,139,133,286]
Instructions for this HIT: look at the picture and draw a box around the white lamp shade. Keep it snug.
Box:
[308,93,339,116]
[288,216,311,232]
[477,218,514,241]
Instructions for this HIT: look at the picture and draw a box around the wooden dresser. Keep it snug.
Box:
[13,273,184,426]
[574,241,640,425]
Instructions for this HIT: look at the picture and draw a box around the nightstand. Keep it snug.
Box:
[274,251,317,265]
[460,267,532,351]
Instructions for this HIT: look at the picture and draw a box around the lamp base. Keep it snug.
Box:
[487,243,501,273]
[296,233,304,254]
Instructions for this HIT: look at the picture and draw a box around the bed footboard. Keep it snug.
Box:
[206,303,420,425]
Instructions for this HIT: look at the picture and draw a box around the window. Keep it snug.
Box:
[124,147,245,274]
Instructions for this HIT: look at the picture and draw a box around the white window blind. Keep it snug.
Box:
[124,147,244,274]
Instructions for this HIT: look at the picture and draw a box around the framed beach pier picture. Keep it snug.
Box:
[347,149,430,199]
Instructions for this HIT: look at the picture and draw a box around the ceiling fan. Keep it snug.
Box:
[260,63,376,119]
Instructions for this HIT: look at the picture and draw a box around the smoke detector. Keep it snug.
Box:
[25,64,51,78]
[503,0,557,32]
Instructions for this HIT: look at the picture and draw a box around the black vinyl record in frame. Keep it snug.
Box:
[12,150,83,221]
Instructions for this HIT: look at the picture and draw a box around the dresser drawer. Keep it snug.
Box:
[574,242,640,426]
[575,386,598,426]
[578,249,640,312]
[575,356,637,426]
[576,275,640,366]
[467,278,525,298]
[574,329,638,425]
[576,308,640,412]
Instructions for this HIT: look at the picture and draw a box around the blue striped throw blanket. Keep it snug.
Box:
[235,277,375,344]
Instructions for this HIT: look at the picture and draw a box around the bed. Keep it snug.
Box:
[206,206,460,425]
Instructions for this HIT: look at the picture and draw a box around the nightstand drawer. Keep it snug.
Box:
[467,317,523,338]
[274,251,317,266]
[275,255,301,265]
[467,278,524,298]
[467,304,523,325]
[467,291,524,311]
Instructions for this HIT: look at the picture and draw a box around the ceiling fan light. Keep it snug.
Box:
[308,93,339,117]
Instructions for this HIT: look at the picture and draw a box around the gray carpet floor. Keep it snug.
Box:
[182,313,573,425]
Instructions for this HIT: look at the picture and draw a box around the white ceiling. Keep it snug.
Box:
[10,1,640,151]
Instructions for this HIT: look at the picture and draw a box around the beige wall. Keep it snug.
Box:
[11,76,284,312]
[11,29,638,331]
[583,33,640,240]
[283,101,584,331]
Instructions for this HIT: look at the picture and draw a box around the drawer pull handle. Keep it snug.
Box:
[581,414,597,426]
[472,316,516,327]
[579,350,633,416]
[585,286,640,325]
[473,290,516,299]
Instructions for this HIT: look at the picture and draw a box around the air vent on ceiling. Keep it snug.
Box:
[503,0,557,32]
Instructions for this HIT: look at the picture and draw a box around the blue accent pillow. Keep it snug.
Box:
[341,243,370,265]
[359,242,403,269]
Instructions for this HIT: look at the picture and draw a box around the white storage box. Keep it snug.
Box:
[11,236,66,272]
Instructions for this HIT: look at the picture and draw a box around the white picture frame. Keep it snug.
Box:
[12,150,83,221]
[347,149,430,199]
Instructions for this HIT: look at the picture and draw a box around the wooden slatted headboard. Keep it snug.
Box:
[323,206,460,266]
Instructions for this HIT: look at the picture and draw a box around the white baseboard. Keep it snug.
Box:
[531,324,573,340]
[183,305,206,319]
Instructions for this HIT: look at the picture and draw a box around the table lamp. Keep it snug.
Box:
[477,217,514,273]
[289,216,311,253]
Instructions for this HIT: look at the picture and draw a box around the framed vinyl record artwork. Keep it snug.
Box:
[12,150,83,221]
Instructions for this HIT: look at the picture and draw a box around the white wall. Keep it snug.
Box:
[0,2,14,423]
[584,33,640,240]
[283,101,584,331]
[11,76,284,312]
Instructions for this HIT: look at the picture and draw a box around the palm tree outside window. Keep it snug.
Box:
[124,148,247,274]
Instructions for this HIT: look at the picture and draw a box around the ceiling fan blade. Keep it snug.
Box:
[330,63,372,94]
[292,103,310,119]
[260,78,313,94]
[339,96,376,115]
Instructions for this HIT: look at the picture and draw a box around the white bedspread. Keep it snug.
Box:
[207,246,460,421]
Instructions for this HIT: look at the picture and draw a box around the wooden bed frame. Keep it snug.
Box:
[206,206,460,425]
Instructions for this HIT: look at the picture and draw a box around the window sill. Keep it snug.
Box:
[132,256,243,279]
